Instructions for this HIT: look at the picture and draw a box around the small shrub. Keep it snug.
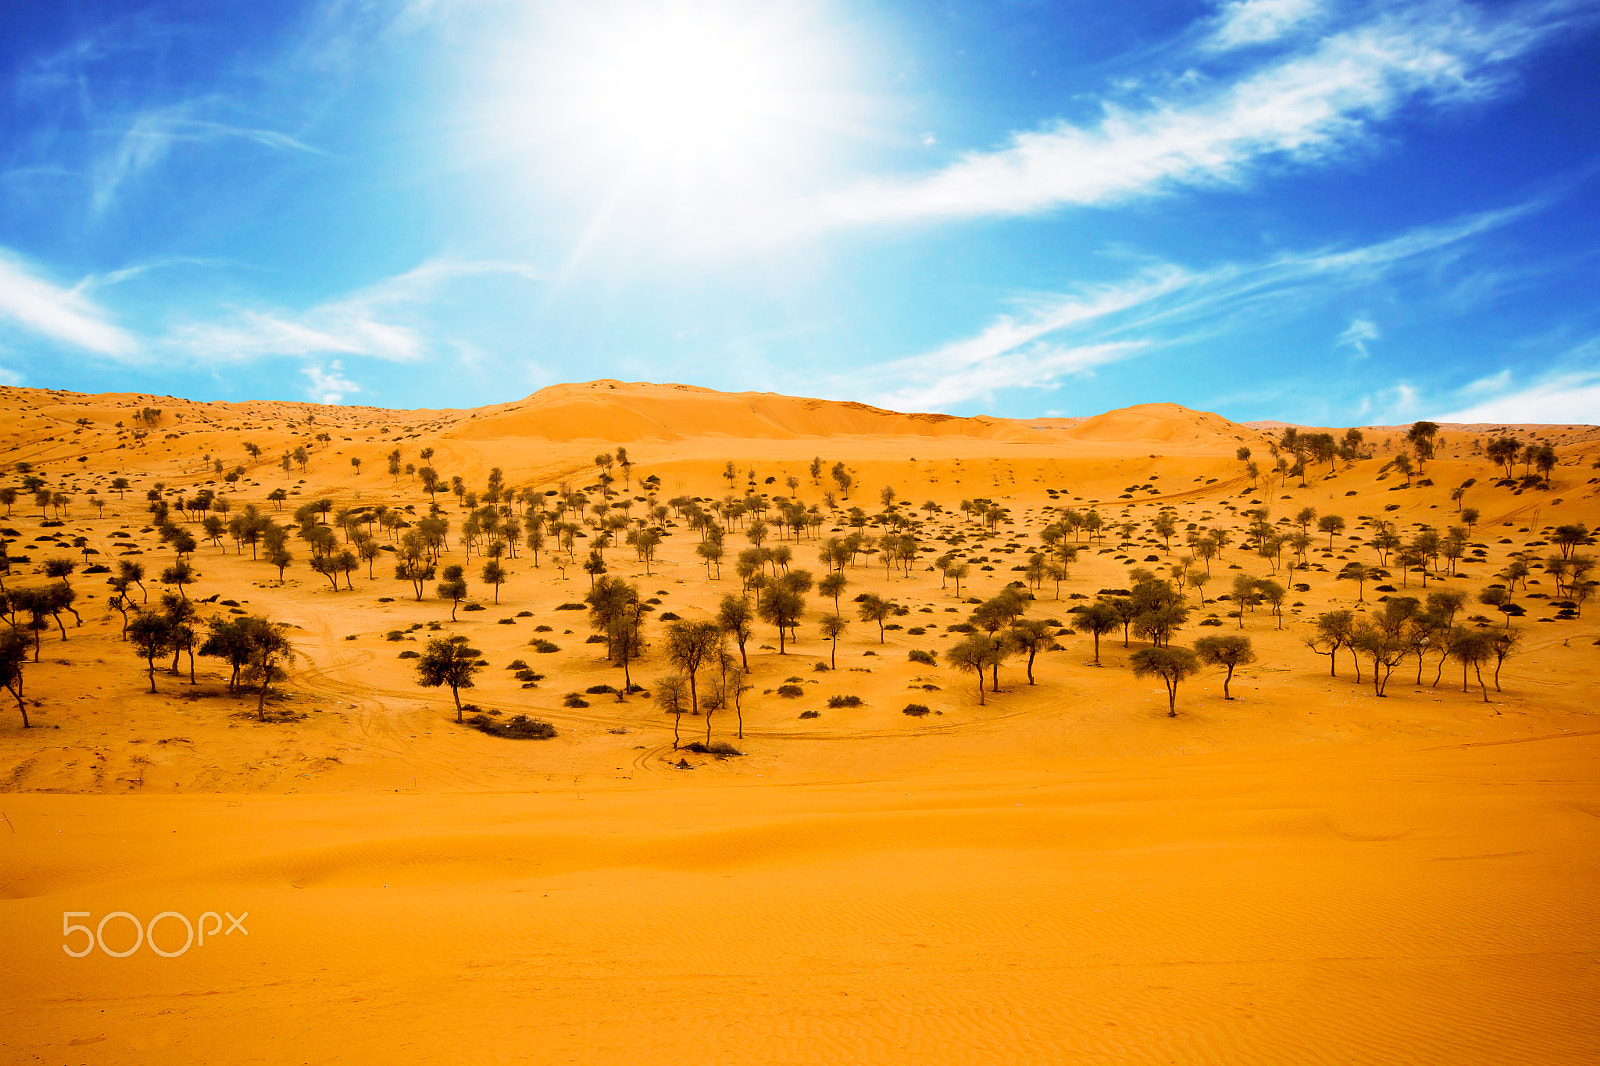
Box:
[397,649,420,659]
[776,684,804,698]
[530,640,560,653]
[683,740,743,756]
[827,695,862,708]
[585,634,607,643]
[385,630,405,642]
[467,713,557,739]
[907,649,937,665]
[563,693,590,708]
[462,602,486,612]
[799,709,820,719]
[902,703,931,717]
[555,603,585,611]
[515,610,534,618]
[534,624,553,632]
[585,684,616,695]
[506,659,529,670]
[514,669,543,682]
[812,662,830,672]
[659,611,681,621]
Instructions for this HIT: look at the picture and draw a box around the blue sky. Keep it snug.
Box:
[2,0,1598,424]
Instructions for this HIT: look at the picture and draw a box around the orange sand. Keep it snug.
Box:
[1,380,1596,1064]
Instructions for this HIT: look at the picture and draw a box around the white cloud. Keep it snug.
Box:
[1336,316,1379,358]
[819,1,1584,225]
[302,360,361,404]
[1434,368,1600,424]
[162,258,542,365]
[1206,0,1323,51]
[846,198,1540,414]
[0,249,139,357]
[1459,367,1512,396]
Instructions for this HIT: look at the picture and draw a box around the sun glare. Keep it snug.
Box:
[571,10,790,161]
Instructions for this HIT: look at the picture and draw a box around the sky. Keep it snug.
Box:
[1,0,1598,425]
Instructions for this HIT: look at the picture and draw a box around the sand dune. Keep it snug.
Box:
[1,381,1596,1063]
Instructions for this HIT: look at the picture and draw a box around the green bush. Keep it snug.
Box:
[799,709,820,719]
[827,695,862,708]
[397,649,419,659]
[530,640,559,654]
[902,703,931,717]
[776,684,804,698]
[907,649,937,665]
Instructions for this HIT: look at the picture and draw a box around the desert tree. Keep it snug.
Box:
[655,675,691,749]
[0,625,29,726]
[128,613,175,693]
[1407,421,1439,469]
[160,560,196,601]
[1130,645,1200,717]
[717,594,754,670]
[1007,618,1053,685]
[857,593,894,643]
[481,560,507,603]
[1317,514,1346,549]
[1257,579,1287,629]
[665,619,722,728]
[1448,630,1496,705]
[819,613,847,669]
[416,636,482,723]
[118,560,147,603]
[1477,586,1517,627]
[438,565,468,620]
[1194,634,1256,699]
[1489,627,1521,693]
[1077,601,1120,664]
[1338,562,1369,602]
[758,579,806,654]
[1350,607,1413,697]
[43,557,76,587]
[946,634,996,705]
[1305,609,1357,678]
[1552,524,1590,559]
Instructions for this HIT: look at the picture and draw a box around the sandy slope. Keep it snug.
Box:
[1,381,1597,1064]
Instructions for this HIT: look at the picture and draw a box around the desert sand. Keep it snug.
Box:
[1,379,1596,1064]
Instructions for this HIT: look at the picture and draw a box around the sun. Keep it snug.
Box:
[566,7,794,165]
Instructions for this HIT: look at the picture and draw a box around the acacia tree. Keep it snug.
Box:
[819,613,847,669]
[481,560,507,604]
[655,675,691,749]
[437,565,468,620]
[0,625,29,726]
[857,593,893,643]
[416,636,482,722]
[717,594,754,670]
[1007,619,1052,684]
[946,634,995,705]
[665,620,722,735]
[1305,609,1357,678]
[1193,634,1256,699]
[1130,645,1199,716]
[1077,602,1120,664]
[128,613,174,693]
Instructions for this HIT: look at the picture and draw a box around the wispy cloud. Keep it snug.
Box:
[0,249,139,357]
[302,360,361,403]
[93,104,323,213]
[1336,316,1379,358]
[849,197,1545,412]
[1204,0,1324,51]
[161,258,542,365]
[819,0,1586,225]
